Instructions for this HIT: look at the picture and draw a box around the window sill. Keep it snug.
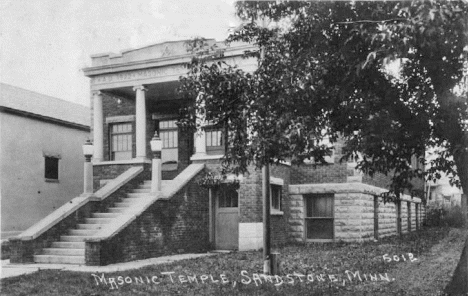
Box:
[45,178,59,183]
[162,162,178,171]
[305,239,335,243]
[190,154,224,161]
[93,159,151,166]
[271,210,284,216]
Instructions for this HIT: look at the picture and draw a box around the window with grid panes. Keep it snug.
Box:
[216,185,238,208]
[159,120,178,149]
[305,193,334,239]
[205,126,224,155]
[110,123,133,160]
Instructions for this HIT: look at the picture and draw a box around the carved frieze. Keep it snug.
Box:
[91,65,186,85]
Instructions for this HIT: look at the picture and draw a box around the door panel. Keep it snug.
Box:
[216,208,239,249]
[214,186,239,250]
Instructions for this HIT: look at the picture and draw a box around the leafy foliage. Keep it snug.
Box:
[179,1,468,203]
[197,171,241,189]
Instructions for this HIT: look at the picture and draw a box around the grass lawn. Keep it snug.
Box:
[1,226,465,296]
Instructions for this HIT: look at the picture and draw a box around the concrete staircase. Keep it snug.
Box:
[33,181,153,265]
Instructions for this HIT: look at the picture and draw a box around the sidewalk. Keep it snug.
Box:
[1,253,217,279]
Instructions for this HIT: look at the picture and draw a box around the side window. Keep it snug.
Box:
[271,185,282,212]
[45,156,59,181]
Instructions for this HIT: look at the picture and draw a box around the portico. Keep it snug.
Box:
[84,40,256,170]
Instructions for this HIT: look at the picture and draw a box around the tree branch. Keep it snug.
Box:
[335,18,407,25]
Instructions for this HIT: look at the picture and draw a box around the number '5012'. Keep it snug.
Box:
[383,253,417,262]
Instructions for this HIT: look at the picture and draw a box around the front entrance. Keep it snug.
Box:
[214,185,239,250]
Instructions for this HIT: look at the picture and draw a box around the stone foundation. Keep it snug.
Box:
[288,183,425,242]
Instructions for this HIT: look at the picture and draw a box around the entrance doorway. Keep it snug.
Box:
[214,185,239,250]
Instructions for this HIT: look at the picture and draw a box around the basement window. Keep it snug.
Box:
[305,193,334,240]
[44,156,59,182]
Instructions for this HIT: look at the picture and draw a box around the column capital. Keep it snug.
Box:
[133,85,147,92]
[92,90,103,96]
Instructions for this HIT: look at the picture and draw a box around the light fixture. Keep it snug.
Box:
[150,132,163,155]
[82,139,94,161]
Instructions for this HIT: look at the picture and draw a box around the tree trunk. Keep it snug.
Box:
[454,150,468,227]
[262,163,271,274]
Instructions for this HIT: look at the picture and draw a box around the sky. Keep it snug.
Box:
[0,0,239,107]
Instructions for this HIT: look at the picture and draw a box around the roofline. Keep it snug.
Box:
[0,106,90,132]
[0,83,90,111]
[90,38,218,58]
[83,43,257,77]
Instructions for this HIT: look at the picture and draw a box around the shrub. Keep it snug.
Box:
[426,204,464,228]
[1,240,11,259]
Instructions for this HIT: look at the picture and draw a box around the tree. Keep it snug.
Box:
[180,0,468,223]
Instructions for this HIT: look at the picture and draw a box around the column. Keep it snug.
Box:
[194,93,207,156]
[194,130,207,155]
[92,91,104,162]
[134,85,147,160]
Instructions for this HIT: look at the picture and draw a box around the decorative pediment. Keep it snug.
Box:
[90,39,220,67]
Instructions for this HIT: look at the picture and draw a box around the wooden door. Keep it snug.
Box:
[215,185,239,250]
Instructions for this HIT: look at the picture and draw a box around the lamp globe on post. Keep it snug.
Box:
[83,139,94,162]
[82,139,94,195]
[150,131,163,193]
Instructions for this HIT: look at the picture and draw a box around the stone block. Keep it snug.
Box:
[291,225,304,232]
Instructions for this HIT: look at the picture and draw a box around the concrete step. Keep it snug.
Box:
[60,235,93,242]
[69,229,98,236]
[34,255,85,265]
[131,188,151,193]
[139,184,151,189]
[76,223,104,230]
[114,200,137,207]
[85,217,113,224]
[51,241,85,248]
[42,248,85,256]
[92,212,120,219]
[122,197,145,203]
[107,207,128,213]
[126,192,149,198]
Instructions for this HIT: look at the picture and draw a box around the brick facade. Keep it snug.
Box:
[85,171,209,266]
[10,201,95,263]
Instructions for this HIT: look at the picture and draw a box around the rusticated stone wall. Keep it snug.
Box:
[288,183,425,243]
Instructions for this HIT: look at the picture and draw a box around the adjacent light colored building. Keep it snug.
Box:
[427,177,463,207]
[0,83,90,239]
